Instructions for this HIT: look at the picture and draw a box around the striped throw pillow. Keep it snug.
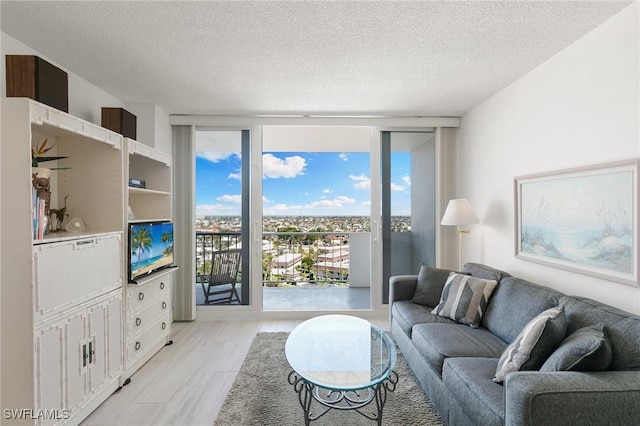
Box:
[493,306,567,383]
[431,273,498,328]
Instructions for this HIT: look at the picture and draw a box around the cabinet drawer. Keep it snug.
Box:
[127,297,170,336]
[127,273,171,313]
[34,234,122,320]
[127,285,152,312]
[152,275,171,299]
[127,315,171,365]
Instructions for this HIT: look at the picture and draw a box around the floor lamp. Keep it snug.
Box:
[441,199,479,270]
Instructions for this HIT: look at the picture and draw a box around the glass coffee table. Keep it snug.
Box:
[285,315,398,425]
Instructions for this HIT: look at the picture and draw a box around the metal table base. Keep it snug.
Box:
[288,370,399,425]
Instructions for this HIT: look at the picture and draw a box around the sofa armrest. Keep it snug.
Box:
[389,275,418,303]
[388,274,418,328]
[505,370,640,426]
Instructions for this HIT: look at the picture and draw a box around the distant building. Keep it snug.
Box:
[315,260,349,281]
[317,245,349,262]
[270,253,303,281]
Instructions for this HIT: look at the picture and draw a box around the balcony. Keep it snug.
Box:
[195,231,372,309]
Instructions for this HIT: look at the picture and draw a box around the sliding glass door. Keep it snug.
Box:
[192,126,437,311]
[381,131,436,303]
[261,126,373,311]
[194,129,250,305]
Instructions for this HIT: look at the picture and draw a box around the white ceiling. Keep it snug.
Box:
[0,1,632,117]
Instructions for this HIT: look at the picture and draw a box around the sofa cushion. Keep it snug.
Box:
[561,296,640,371]
[412,264,458,308]
[494,306,567,383]
[463,262,510,282]
[431,273,498,328]
[443,357,504,426]
[412,323,507,377]
[481,277,563,343]
[540,324,612,372]
[391,300,456,337]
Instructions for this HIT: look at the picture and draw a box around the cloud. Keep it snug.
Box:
[217,194,241,204]
[323,188,333,194]
[306,196,355,209]
[390,175,411,191]
[263,203,304,215]
[263,196,357,214]
[339,153,349,161]
[196,152,235,163]
[263,154,306,178]
[196,204,239,215]
[391,183,405,191]
[228,172,241,180]
[334,195,355,204]
[349,174,370,190]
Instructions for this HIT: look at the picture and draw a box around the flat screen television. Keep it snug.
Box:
[128,221,174,283]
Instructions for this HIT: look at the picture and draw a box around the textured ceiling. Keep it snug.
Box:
[0,1,632,116]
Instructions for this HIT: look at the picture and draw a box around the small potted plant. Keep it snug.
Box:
[31,138,68,179]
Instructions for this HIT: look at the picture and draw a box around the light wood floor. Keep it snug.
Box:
[81,318,389,426]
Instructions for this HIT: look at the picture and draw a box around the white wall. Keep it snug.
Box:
[125,103,172,151]
[1,32,171,153]
[459,3,640,314]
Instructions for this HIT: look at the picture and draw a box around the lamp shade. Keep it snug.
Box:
[441,199,479,226]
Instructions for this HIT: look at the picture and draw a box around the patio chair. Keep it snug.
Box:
[199,248,241,304]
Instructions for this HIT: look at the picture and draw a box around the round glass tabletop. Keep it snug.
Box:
[285,314,396,390]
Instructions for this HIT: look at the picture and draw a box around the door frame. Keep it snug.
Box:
[181,116,459,320]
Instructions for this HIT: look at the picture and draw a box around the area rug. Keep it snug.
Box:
[214,332,445,426]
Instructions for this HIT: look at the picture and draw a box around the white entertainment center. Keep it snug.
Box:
[1,98,176,425]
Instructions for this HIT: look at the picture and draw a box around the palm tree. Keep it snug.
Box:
[161,231,173,256]
[131,226,153,272]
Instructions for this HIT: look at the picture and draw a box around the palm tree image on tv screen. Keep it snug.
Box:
[129,222,174,282]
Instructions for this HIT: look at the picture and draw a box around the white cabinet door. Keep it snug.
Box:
[64,311,88,416]
[35,322,65,426]
[34,234,122,321]
[87,302,107,396]
[105,294,123,381]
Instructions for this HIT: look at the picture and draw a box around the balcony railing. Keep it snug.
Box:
[196,231,355,287]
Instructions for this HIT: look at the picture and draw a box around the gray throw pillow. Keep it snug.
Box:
[412,264,457,308]
[431,273,497,328]
[540,324,612,372]
[494,306,567,383]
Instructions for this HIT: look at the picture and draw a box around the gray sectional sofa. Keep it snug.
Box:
[389,262,640,426]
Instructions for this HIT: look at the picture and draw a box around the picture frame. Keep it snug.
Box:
[514,159,639,287]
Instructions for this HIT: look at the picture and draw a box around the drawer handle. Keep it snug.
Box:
[82,344,88,367]
[161,322,167,330]
[160,282,165,290]
[138,292,145,301]
[74,238,96,249]
[135,341,141,351]
[135,317,142,326]
[162,301,167,309]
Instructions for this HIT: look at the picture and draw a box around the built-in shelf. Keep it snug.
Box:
[34,230,121,245]
[127,265,179,286]
[1,98,126,426]
[128,218,172,224]
[128,187,171,196]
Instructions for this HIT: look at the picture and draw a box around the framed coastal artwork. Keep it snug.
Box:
[514,159,639,287]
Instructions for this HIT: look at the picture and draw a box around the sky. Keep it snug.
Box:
[195,151,411,216]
